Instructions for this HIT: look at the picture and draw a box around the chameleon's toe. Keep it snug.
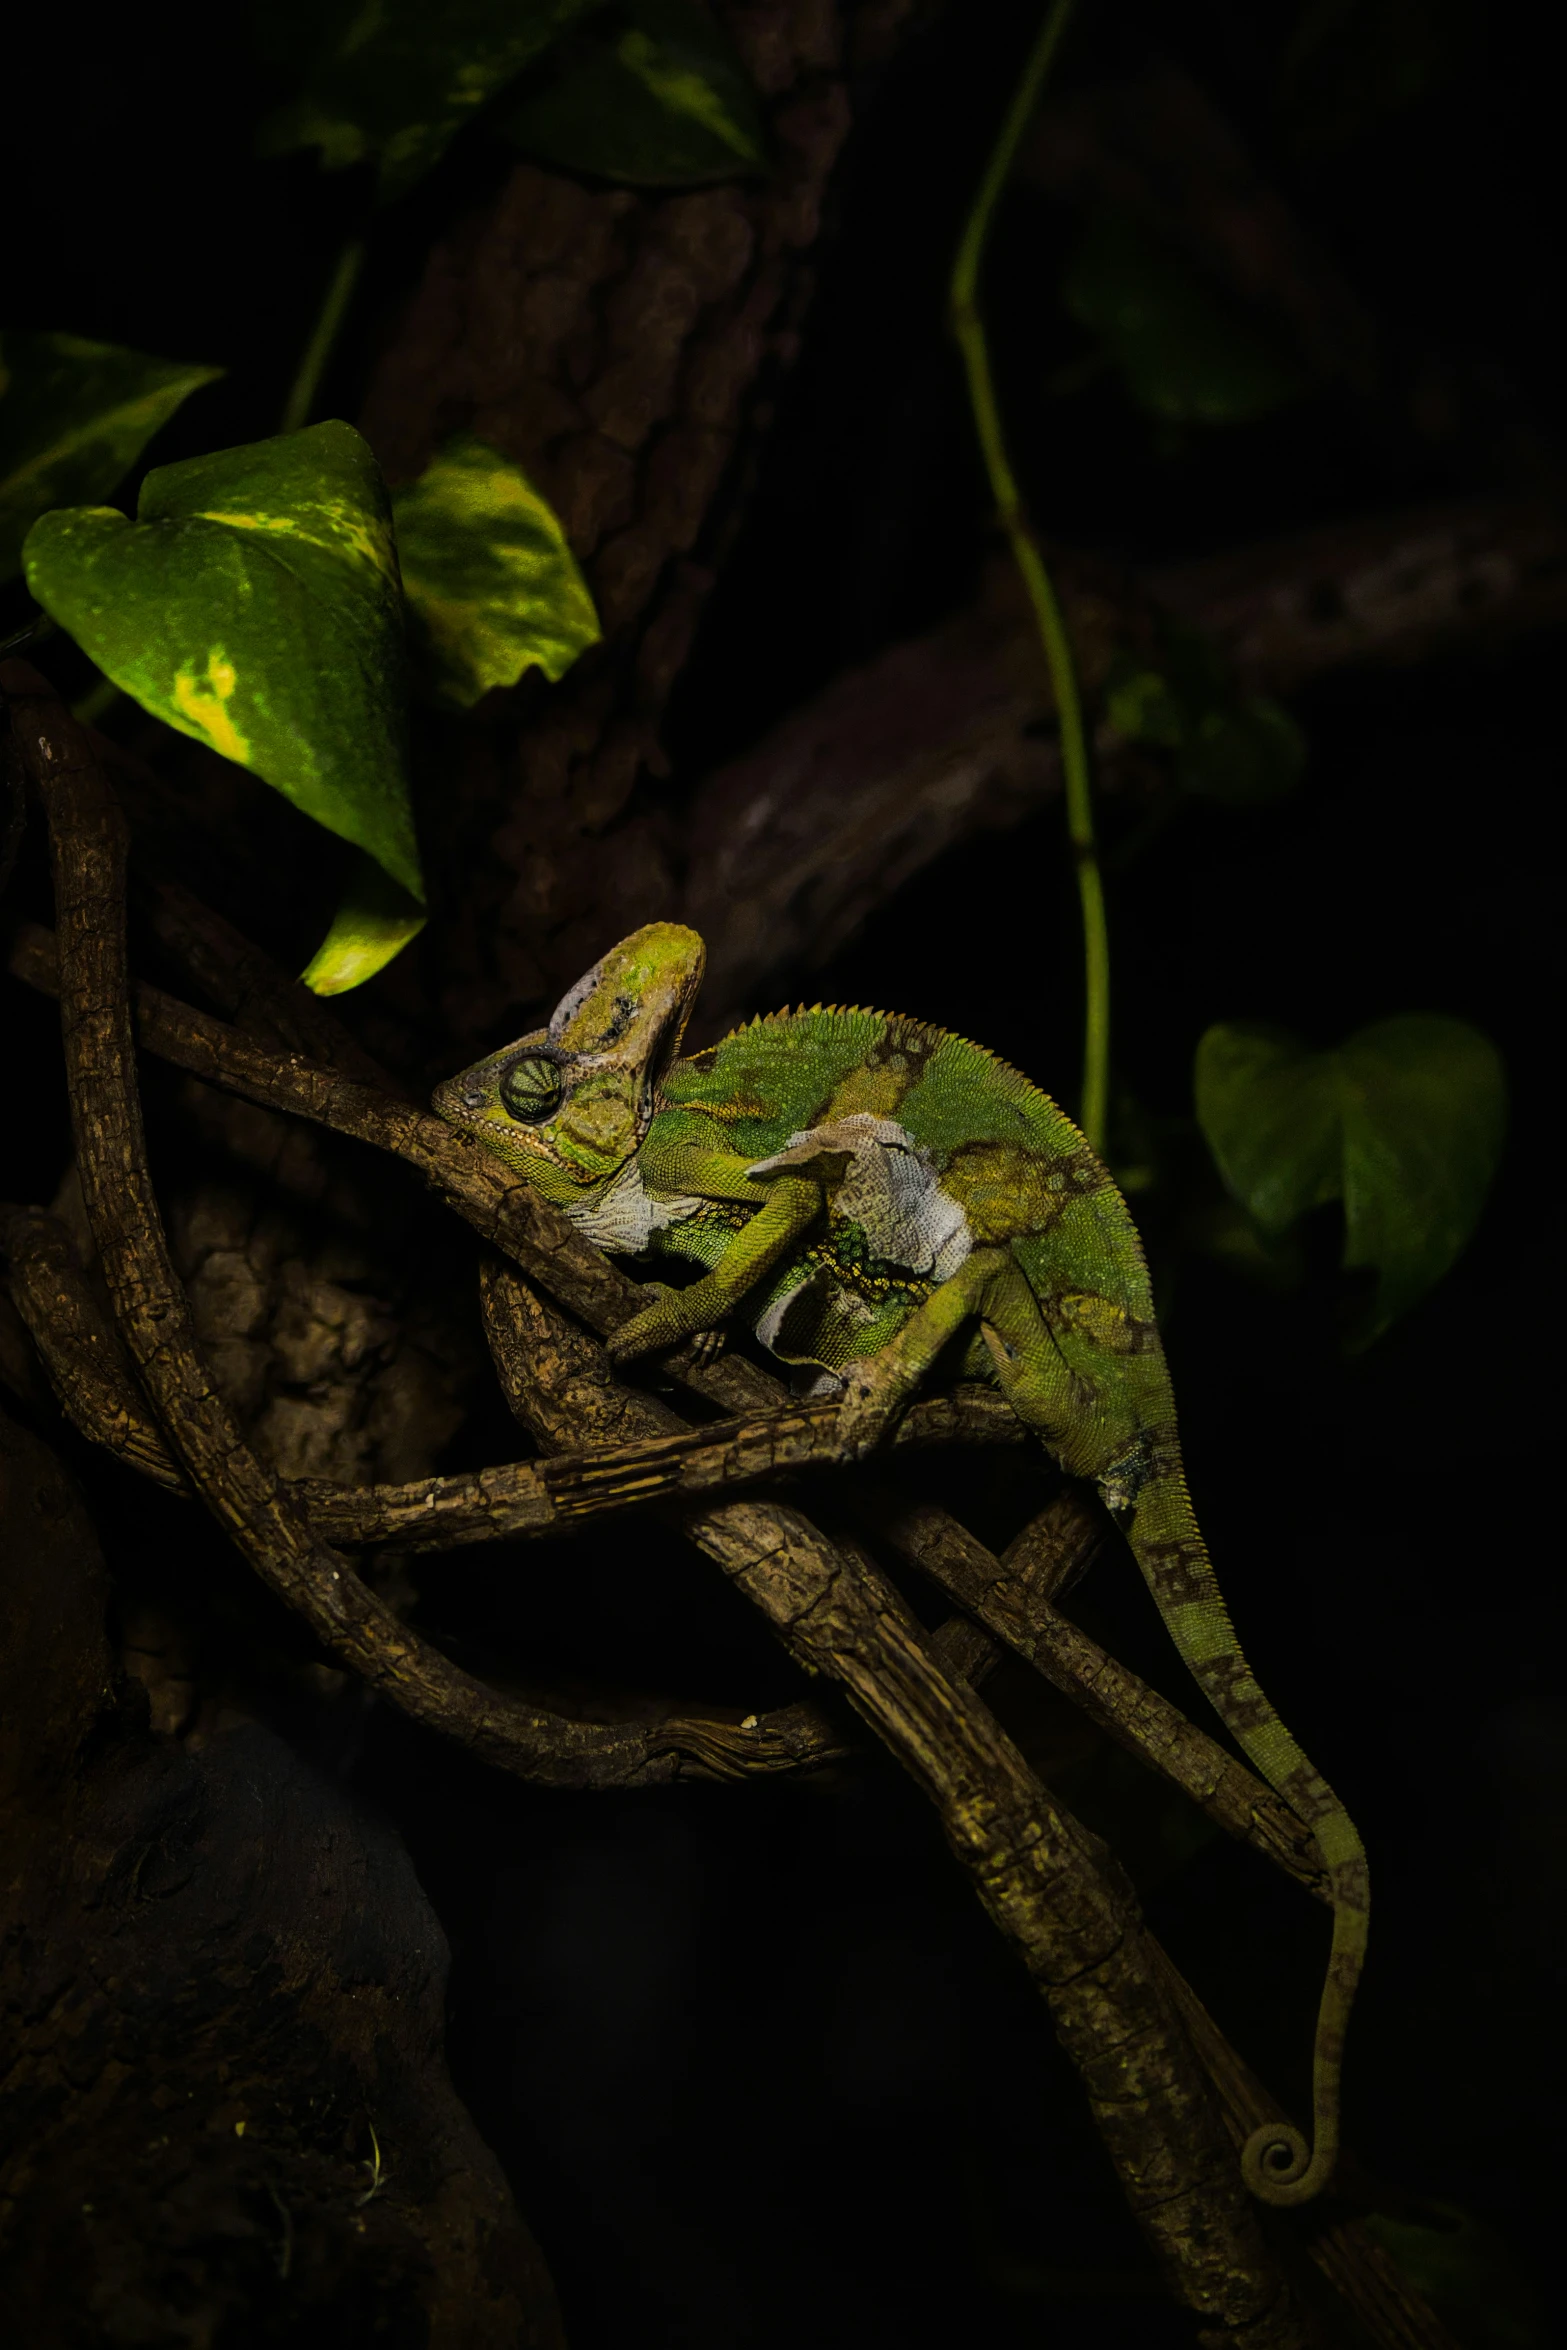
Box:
[607,1286,684,1364]
[689,1325,729,1366]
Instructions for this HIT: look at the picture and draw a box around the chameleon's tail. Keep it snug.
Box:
[1127,1463,1369,2207]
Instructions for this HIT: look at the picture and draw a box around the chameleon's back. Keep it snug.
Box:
[663,1007,1367,2207]
[663,1006,1169,1448]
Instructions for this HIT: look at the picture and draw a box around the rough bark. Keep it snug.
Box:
[6,664,1322,2340]
[355,0,871,1044]
[0,1399,566,2349]
[2,677,1465,2348]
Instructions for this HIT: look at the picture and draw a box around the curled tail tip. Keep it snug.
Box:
[1241,2121,1336,2207]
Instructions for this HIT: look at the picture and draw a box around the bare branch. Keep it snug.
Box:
[2,1204,185,1489]
[296,1386,1024,1550]
[470,1263,1316,2340]
[0,663,842,1792]
[7,913,1326,1896]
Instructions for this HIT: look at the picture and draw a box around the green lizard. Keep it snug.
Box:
[433,920,1367,2205]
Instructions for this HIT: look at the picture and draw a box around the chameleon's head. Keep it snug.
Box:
[432,923,706,1188]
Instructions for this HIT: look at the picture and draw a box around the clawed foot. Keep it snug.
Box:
[607,1286,729,1368]
[607,1285,685,1365]
[833,1357,912,1461]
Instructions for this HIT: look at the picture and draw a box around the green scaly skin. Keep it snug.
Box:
[434,921,1368,2205]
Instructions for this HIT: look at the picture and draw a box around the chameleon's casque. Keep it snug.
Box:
[435,921,1368,2206]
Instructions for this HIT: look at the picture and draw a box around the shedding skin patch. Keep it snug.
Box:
[749,1113,971,1282]
[940,1140,1105,1243]
[172,651,249,764]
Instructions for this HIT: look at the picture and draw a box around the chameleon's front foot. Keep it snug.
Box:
[833,1356,915,1461]
[607,1286,732,1368]
[607,1285,691,1365]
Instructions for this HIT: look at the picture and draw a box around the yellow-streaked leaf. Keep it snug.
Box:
[257,0,600,202]
[0,330,222,583]
[25,420,424,991]
[300,849,427,996]
[391,432,601,709]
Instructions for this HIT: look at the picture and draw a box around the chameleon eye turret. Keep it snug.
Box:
[499,1053,565,1124]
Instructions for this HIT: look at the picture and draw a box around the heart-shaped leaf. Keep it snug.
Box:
[1195,1015,1507,1344]
[257,0,598,202]
[504,0,767,186]
[391,433,601,709]
[0,330,222,583]
[24,419,424,992]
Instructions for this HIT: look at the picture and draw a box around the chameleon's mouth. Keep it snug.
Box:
[429,1073,491,1128]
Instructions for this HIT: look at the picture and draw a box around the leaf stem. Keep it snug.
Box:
[949,0,1110,1152]
[70,675,123,728]
[279,237,367,436]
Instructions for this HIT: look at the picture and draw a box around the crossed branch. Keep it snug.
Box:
[0,662,1457,2350]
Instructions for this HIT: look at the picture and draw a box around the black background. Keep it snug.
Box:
[3,3,1561,2343]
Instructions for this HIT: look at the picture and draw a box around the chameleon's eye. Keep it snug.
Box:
[499,1053,564,1124]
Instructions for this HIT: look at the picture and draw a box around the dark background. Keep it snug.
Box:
[2,2,1561,2343]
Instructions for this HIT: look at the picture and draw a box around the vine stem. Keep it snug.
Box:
[949,0,1110,1152]
[278,236,367,436]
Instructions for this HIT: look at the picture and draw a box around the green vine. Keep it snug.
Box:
[949,0,1109,1151]
[279,237,368,436]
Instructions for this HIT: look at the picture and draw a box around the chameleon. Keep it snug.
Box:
[433,920,1368,2206]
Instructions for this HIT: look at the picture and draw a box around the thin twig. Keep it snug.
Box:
[858,1486,1328,1901]
[279,237,367,435]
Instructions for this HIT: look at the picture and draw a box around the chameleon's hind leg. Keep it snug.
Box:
[835,1247,1089,1460]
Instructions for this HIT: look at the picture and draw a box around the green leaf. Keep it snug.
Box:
[1195,1015,1506,1344]
[1336,1016,1507,1341]
[24,419,424,991]
[1194,1025,1344,1236]
[300,849,427,996]
[256,0,599,202]
[1105,630,1306,806]
[1062,213,1307,426]
[390,432,601,708]
[1364,2202,1548,2350]
[1105,666,1185,750]
[0,331,222,585]
[504,0,767,186]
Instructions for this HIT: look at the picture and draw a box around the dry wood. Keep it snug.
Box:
[1153,1953,1466,2350]
[1,705,1458,2342]
[2,1202,187,1491]
[859,1486,1328,1903]
[296,1386,1023,1547]
[472,1260,1318,2343]
[5,748,1318,2331]
[6,916,1326,1895]
[1,662,842,1792]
